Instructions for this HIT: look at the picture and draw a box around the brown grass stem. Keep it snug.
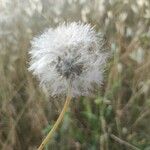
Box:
[110,134,140,150]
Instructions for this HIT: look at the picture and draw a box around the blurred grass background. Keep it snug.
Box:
[0,0,150,150]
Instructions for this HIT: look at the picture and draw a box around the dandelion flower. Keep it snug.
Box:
[28,22,109,150]
[29,22,109,97]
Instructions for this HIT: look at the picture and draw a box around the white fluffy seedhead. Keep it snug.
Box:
[29,22,109,97]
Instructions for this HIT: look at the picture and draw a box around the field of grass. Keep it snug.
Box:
[0,0,150,150]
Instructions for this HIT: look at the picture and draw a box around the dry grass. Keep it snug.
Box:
[0,0,150,150]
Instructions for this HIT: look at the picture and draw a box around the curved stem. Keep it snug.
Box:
[37,88,72,150]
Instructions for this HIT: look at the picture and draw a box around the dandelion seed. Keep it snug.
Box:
[29,22,109,97]
[28,22,109,150]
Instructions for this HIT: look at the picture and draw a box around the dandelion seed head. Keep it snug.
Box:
[29,22,109,97]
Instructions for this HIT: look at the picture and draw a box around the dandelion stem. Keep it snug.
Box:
[37,86,72,150]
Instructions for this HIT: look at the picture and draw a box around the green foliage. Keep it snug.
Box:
[0,0,150,150]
